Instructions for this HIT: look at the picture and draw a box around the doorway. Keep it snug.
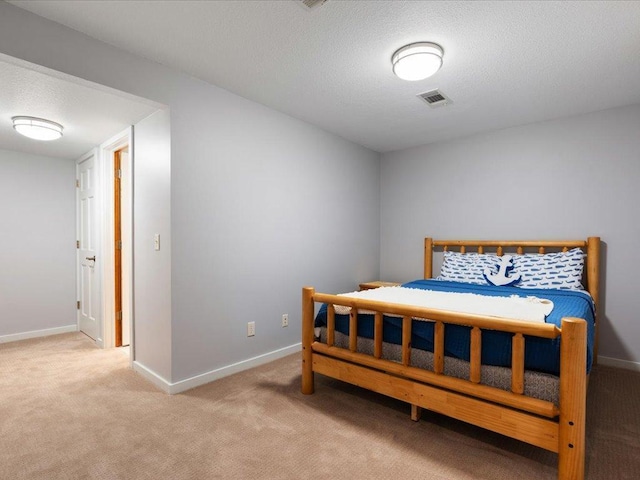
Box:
[114,147,131,347]
[0,54,166,367]
[100,128,134,358]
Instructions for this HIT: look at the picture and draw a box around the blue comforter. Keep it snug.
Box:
[314,279,595,375]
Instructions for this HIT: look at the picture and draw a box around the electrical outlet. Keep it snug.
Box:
[282,314,288,327]
[247,321,255,337]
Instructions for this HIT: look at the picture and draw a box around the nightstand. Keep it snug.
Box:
[358,281,401,291]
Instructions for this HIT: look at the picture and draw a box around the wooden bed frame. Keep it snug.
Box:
[302,237,600,480]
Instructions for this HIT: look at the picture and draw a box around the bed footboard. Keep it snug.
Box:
[558,317,587,480]
[301,286,587,480]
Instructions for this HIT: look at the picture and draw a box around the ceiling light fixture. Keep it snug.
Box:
[391,42,444,81]
[12,116,64,141]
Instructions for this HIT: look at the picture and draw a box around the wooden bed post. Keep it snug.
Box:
[301,287,315,395]
[586,237,601,361]
[424,237,433,279]
[558,317,587,480]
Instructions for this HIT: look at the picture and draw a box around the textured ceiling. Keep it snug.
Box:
[8,0,640,153]
[0,57,160,159]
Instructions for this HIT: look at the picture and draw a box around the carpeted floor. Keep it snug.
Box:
[1,333,638,479]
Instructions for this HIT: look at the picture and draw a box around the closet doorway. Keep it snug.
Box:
[114,147,131,347]
[101,128,133,355]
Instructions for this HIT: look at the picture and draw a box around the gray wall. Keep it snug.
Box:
[133,110,173,380]
[0,3,380,383]
[171,94,380,380]
[0,148,76,337]
[380,104,640,365]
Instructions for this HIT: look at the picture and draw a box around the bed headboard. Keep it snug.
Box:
[424,236,601,359]
[424,237,601,307]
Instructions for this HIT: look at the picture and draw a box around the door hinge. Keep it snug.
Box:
[116,311,122,321]
[117,240,123,250]
[76,240,80,249]
[77,301,80,310]
[117,169,122,179]
[76,179,80,188]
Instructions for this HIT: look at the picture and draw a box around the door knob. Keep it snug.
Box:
[85,256,96,261]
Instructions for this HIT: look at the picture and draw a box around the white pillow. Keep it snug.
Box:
[512,248,585,290]
[437,251,500,285]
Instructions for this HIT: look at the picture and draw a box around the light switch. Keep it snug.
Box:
[154,234,160,251]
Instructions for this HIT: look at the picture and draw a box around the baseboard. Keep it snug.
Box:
[132,361,172,394]
[598,355,640,372]
[0,324,78,344]
[133,342,302,395]
[168,342,302,394]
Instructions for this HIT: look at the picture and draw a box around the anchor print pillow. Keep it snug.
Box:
[512,248,585,290]
[437,251,500,285]
[483,255,521,287]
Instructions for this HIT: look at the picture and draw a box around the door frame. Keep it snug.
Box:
[100,127,134,362]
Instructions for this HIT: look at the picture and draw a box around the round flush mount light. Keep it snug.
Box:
[391,42,444,81]
[12,116,64,141]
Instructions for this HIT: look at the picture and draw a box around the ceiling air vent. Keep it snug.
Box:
[417,89,452,108]
[298,0,328,10]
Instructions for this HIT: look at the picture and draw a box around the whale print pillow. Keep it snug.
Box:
[437,251,500,285]
[512,248,585,290]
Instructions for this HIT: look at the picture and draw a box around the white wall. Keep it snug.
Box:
[0,3,380,384]
[380,104,640,365]
[133,110,172,380]
[0,148,76,339]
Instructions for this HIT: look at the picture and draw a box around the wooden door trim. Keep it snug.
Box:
[114,149,123,347]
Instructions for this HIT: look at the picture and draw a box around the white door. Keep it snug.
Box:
[77,149,101,340]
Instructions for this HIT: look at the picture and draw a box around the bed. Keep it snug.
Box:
[301,237,600,480]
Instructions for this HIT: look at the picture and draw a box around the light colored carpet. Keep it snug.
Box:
[1,333,638,479]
